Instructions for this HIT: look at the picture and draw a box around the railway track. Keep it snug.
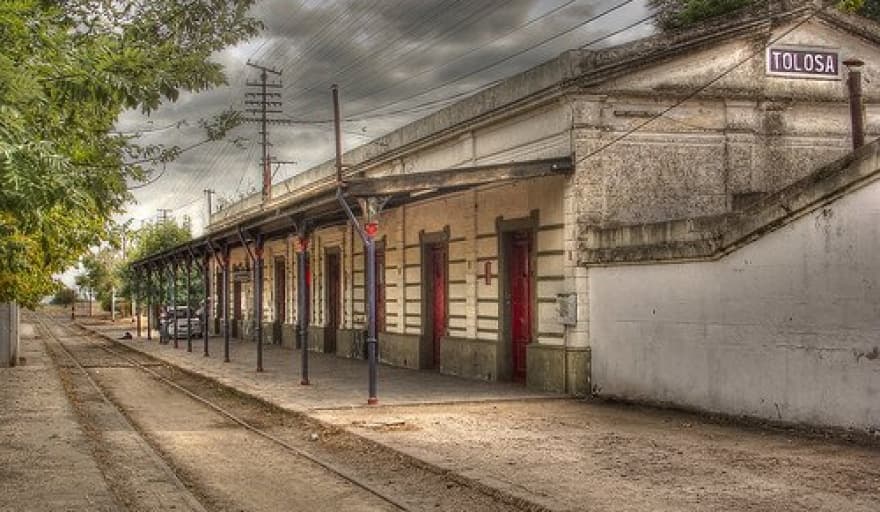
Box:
[34,311,538,512]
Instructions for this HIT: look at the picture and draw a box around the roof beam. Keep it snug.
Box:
[343,157,572,197]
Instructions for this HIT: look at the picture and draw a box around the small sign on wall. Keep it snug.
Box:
[232,270,252,282]
[557,293,577,326]
[765,45,841,80]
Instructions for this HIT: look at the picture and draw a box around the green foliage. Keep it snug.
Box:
[677,0,755,28]
[119,218,202,308]
[50,287,76,306]
[0,0,258,308]
[651,0,880,30]
[75,248,119,311]
[839,0,880,21]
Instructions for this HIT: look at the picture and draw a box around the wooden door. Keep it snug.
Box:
[274,258,286,343]
[429,244,447,368]
[508,232,532,382]
[325,252,340,353]
[232,280,242,338]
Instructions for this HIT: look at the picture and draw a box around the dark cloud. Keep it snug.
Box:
[123,0,651,232]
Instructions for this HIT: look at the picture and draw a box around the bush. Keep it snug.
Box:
[50,287,76,305]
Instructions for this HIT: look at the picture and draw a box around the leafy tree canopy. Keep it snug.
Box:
[119,218,200,307]
[651,0,880,30]
[0,0,258,308]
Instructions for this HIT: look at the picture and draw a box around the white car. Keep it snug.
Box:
[160,306,203,339]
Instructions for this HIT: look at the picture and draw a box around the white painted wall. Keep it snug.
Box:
[589,179,880,431]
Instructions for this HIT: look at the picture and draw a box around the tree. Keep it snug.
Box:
[50,287,76,306]
[650,0,880,30]
[0,0,258,308]
[119,218,203,313]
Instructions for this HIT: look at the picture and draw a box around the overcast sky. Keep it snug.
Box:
[119,0,653,234]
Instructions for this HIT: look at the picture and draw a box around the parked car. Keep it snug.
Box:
[159,306,202,339]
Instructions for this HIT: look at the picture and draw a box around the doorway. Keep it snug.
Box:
[424,242,447,369]
[273,257,286,344]
[325,250,341,354]
[504,230,533,382]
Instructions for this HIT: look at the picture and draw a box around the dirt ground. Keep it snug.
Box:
[60,311,880,511]
[314,400,880,512]
[0,321,118,511]
[34,311,536,512]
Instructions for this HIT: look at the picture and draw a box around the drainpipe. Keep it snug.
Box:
[844,59,865,150]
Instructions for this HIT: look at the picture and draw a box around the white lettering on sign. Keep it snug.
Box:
[766,46,841,80]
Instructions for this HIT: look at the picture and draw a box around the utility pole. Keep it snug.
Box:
[243,62,295,202]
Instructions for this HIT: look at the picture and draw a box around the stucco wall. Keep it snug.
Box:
[574,18,879,228]
[589,177,880,430]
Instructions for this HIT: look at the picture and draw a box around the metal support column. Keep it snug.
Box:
[222,246,231,362]
[336,190,384,405]
[296,233,310,385]
[254,233,265,372]
[203,252,210,357]
[171,260,178,348]
[135,268,141,337]
[365,235,378,405]
[186,254,193,353]
[146,266,152,341]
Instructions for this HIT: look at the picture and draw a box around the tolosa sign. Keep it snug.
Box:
[766,46,841,80]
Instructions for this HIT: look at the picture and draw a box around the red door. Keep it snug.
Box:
[430,244,447,367]
[509,232,532,382]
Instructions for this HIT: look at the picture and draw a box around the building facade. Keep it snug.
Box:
[139,5,879,423]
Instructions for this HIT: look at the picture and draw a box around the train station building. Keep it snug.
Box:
[134,4,879,427]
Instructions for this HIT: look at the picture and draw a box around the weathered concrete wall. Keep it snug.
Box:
[589,166,880,430]
[574,17,880,228]
[378,332,420,369]
[0,302,19,368]
[440,337,496,381]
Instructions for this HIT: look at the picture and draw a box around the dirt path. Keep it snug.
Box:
[0,319,117,512]
[37,311,535,512]
[314,401,880,511]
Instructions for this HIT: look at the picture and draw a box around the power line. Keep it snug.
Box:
[305,0,578,113]
[575,3,830,167]
[345,0,639,120]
